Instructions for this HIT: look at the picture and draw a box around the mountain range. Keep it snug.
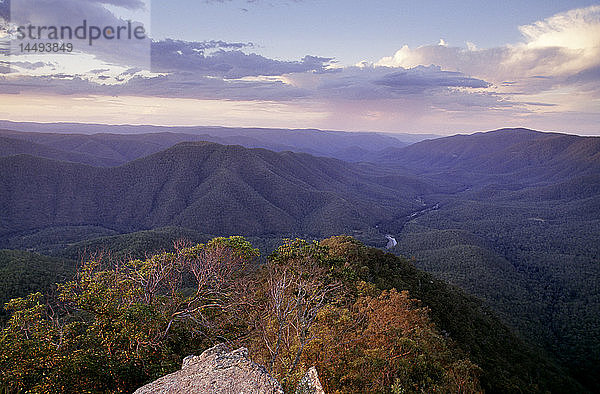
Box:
[0,124,598,391]
[0,121,439,163]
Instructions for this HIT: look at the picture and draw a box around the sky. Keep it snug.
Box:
[0,0,599,135]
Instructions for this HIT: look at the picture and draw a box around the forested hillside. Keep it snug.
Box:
[0,250,75,320]
[0,237,580,393]
[0,126,598,391]
[379,128,600,389]
[0,122,421,164]
[0,142,430,238]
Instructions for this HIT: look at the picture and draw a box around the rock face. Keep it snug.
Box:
[295,366,325,394]
[134,344,284,394]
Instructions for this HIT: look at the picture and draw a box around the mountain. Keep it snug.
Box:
[0,121,433,163]
[377,128,600,390]
[0,129,235,166]
[1,126,598,391]
[0,135,115,166]
[0,142,431,241]
[380,128,600,184]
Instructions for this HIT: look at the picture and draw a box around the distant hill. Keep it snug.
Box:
[380,128,600,184]
[0,142,431,239]
[0,129,235,166]
[0,135,115,166]
[0,121,439,163]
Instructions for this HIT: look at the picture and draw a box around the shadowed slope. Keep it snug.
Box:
[0,142,429,238]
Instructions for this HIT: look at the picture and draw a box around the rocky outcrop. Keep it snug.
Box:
[295,366,325,394]
[134,344,284,393]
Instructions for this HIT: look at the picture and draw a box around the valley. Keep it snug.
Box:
[0,125,598,392]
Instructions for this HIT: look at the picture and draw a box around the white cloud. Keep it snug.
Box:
[370,4,600,130]
[375,5,600,86]
[508,5,600,77]
[518,5,600,51]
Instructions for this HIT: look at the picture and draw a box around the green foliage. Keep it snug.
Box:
[245,238,481,393]
[1,234,585,393]
[0,237,257,393]
[1,236,484,393]
[0,249,75,322]
[321,236,583,393]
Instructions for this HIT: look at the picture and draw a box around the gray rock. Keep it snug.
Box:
[135,344,284,394]
[295,367,325,394]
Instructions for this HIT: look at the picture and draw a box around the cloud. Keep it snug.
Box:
[10,61,50,69]
[277,64,497,110]
[0,0,9,38]
[79,0,146,9]
[1,57,497,107]
[0,0,8,21]
[151,39,333,78]
[0,0,8,74]
[1,4,598,134]
[0,65,310,100]
[375,5,600,92]
[9,0,151,68]
[374,66,489,92]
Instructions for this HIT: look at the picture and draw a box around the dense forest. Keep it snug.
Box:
[0,125,598,392]
[0,237,579,393]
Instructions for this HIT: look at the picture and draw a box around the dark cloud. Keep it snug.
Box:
[90,68,111,74]
[10,0,151,68]
[11,61,50,70]
[0,67,309,101]
[300,65,493,104]
[122,72,308,100]
[374,66,489,92]
[151,39,333,78]
[566,66,600,85]
[1,53,501,108]
[522,101,557,107]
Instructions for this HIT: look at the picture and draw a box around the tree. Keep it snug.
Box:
[1,235,483,393]
[0,237,258,393]
[246,239,343,389]
[245,238,481,393]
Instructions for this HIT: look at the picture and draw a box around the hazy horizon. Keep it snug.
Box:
[1,119,598,139]
[1,0,599,135]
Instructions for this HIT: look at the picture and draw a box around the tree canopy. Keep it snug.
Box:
[0,236,481,393]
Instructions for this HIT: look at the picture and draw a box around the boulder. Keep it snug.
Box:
[134,344,284,393]
[295,366,325,394]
